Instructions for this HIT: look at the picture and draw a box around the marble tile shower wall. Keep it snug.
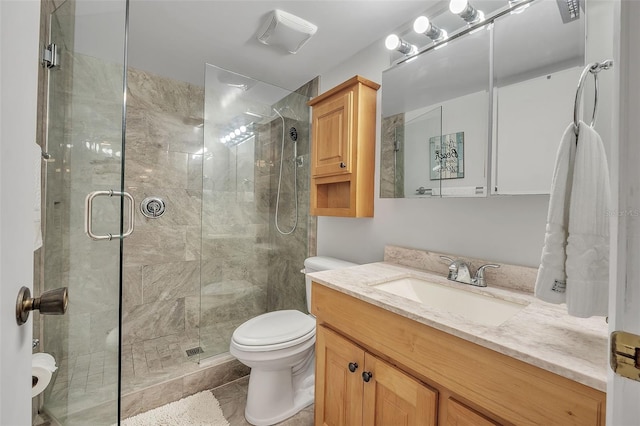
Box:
[267,79,318,313]
[380,113,405,198]
[121,68,205,381]
[198,118,270,349]
[120,69,318,390]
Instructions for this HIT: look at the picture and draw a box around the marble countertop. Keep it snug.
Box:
[308,262,609,392]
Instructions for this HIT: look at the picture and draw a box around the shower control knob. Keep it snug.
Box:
[339,162,347,169]
[362,371,373,382]
[348,362,358,373]
[140,197,166,219]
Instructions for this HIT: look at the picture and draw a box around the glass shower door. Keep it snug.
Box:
[41,0,127,424]
[198,65,311,361]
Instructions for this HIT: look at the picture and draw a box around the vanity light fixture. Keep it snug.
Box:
[449,0,485,24]
[384,34,418,56]
[413,16,448,42]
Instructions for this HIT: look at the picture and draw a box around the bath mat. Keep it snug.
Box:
[119,391,230,426]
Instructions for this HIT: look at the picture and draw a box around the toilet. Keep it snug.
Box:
[229,256,357,426]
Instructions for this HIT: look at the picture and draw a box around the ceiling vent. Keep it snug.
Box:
[256,10,318,54]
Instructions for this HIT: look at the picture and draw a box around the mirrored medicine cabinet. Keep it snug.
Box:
[380,0,585,198]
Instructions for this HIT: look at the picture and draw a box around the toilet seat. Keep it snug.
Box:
[232,310,315,352]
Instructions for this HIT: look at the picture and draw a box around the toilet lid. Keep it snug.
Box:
[232,310,315,347]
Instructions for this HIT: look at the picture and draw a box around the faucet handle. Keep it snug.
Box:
[439,256,456,280]
[474,264,500,287]
[439,255,454,264]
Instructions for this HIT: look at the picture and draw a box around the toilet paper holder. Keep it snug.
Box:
[16,286,68,326]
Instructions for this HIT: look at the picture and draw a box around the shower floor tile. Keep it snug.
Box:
[44,320,240,423]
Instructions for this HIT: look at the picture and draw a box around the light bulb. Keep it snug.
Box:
[413,16,431,34]
[384,34,417,55]
[449,0,469,14]
[385,34,400,51]
[413,16,447,42]
[234,129,241,135]
[228,132,235,139]
[240,125,247,133]
[450,0,483,24]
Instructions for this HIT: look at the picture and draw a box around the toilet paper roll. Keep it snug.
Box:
[32,366,52,397]
[32,353,57,372]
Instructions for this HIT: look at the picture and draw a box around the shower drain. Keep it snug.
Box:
[186,346,204,357]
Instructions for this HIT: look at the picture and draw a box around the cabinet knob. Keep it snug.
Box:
[339,162,347,169]
[362,371,373,382]
[348,362,358,373]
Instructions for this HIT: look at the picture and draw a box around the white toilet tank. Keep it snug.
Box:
[304,256,357,313]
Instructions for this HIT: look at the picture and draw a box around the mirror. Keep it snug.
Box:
[492,1,585,194]
[380,0,585,198]
[381,25,490,198]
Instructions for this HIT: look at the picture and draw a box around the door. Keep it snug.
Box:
[362,353,438,426]
[607,0,640,423]
[311,89,353,177]
[315,325,365,426]
[38,0,128,424]
[0,1,41,424]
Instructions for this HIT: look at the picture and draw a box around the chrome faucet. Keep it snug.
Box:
[440,256,500,287]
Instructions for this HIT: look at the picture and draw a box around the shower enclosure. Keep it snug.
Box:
[198,65,314,360]
[39,0,127,424]
[37,1,316,423]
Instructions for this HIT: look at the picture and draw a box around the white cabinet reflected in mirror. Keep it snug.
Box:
[380,0,585,198]
[492,0,584,195]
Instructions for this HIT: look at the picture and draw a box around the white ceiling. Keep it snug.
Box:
[126,1,442,90]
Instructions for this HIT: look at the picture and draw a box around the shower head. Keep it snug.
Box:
[556,0,582,23]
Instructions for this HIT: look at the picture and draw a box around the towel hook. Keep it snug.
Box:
[573,60,614,136]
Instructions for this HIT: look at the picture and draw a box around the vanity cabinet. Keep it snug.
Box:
[312,283,606,426]
[308,75,379,217]
[315,324,437,426]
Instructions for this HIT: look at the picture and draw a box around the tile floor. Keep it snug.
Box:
[45,321,238,418]
[212,376,314,426]
[36,375,314,426]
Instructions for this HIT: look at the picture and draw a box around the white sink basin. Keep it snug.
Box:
[371,277,527,326]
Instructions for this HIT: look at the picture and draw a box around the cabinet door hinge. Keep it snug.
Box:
[610,331,640,381]
[42,43,59,69]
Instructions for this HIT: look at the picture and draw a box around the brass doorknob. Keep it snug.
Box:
[16,286,68,326]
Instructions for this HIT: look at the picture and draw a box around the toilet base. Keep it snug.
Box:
[244,352,315,426]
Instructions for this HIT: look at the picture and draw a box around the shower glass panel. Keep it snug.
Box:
[199,65,311,360]
[41,0,127,424]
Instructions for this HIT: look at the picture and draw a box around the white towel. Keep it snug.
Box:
[534,123,577,304]
[534,121,611,317]
[566,122,611,317]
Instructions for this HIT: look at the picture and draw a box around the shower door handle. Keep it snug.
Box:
[84,190,135,241]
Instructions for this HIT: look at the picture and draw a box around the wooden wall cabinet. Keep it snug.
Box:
[312,283,606,426]
[315,325,437,426]
[308,76,380,217]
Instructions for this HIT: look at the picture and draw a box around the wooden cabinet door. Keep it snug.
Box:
[444,398,500,426]
[362,353,438,426]
[311,89,353,177]
[315,325,365,426]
